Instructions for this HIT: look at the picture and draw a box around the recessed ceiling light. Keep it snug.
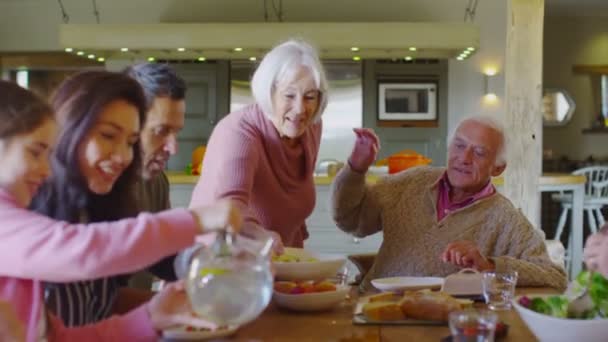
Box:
[249,57,257,61]
[76,51,85,56]
[409,47,417,51]
[351,47,360,52]
[177,47,186,52]
[120,48,129,52]
[234,47,243,52]
[64,48,73,53]
[463,50,471,55]
[467,47,475,51]
[456,56,464,61]
[87,54,95,59]
[147,57,155,62]
[97,57,105,62]
[404,56,413,61]
[197,57,206,62]
[352,56,361,61]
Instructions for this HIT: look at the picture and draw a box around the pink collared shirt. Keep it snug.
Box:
[436,172,495,221]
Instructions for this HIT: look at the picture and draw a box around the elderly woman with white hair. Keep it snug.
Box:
[189,39,328,249]
[331,115,567,290]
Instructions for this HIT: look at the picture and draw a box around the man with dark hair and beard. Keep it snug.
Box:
[114,63,187,313]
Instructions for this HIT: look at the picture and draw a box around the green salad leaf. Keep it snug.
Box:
[522,271,608,319]
[529,296,568,318]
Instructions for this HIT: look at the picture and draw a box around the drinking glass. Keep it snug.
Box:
[449,309,498,342]
[185,223,275,327]
[481,271,518,310]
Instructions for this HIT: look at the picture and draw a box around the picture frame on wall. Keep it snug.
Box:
[377,81,438,127]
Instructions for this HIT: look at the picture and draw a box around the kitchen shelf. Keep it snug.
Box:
[582,127,608,134]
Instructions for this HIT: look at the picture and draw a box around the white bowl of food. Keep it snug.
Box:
[513,294,608,342]
[273,280,349,311]
[272,248,346,281]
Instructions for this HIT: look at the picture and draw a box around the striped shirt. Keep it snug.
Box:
[43,210,128,326]
[44,277,127,326]
[44,173,175,325]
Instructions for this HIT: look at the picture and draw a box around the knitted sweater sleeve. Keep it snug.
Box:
[330,164,383,237]
[491,214,568,290]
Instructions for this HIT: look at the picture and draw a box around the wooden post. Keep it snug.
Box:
[504,0,544,228]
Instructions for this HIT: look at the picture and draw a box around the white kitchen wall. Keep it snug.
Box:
[447,0,507,141]
[543,16,608,160]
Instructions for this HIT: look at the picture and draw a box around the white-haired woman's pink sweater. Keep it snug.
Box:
[0,188,199,341]
[189,104,321,247]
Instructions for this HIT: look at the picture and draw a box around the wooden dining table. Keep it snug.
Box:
[206,287,558,341]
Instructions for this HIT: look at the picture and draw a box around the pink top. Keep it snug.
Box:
[435,171,495,221]
[0,188,199,341]
[189,104,321,247]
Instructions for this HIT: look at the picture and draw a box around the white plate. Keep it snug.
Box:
[273,285,350,311]
[273,248,346,281]
[371,276,444,292]
[162,325,238,340]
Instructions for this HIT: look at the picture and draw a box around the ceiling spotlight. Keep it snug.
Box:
[120,48,129,52]
[456,56,464,61]
[97,57,105,62]
[64,48,73,53]
[409,47,417,51]
[467,47,475,51]
[352,56,361,61]
[463,50,471,55]
[404,56,413,61]
[234,47,243,52]
[197,57,206,62]
[147,57,155,62]
[351,47,360,52]
[249,57,257,61]
[177,47,186,52]
[76,51,85,56]
[87,54,95,59]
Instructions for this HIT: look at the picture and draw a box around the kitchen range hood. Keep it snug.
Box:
[59,22,479,60]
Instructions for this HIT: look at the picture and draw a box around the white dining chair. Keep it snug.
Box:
[552,166,608,273]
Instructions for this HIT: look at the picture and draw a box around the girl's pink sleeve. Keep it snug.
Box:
[48,304,157,341]
[0,206,198,282]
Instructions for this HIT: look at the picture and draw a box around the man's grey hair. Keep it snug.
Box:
[447,115,507,167]
[251,38,329,122]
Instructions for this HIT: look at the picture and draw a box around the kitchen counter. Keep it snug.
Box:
[165,171,381,186]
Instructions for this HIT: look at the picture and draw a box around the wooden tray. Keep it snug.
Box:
[352,296,446,326]
[352,313,445,326]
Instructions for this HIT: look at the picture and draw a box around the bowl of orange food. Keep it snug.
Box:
[273,280,350,311]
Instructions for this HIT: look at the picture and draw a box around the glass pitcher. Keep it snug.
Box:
[185,223,274,327]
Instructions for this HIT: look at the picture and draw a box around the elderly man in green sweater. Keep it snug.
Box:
[331,115,567,291]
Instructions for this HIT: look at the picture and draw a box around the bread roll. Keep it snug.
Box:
[399,291,464,322]
[367,292,400,303]
[362,301,405,321]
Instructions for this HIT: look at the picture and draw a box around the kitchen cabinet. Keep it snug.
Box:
[168,176,383,258]
[304,185,383,257]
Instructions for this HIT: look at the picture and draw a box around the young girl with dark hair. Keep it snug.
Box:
[0,79,240,340]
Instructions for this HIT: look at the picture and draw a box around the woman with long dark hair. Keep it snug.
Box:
[0,79,240,340]
[29,71,234,326]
